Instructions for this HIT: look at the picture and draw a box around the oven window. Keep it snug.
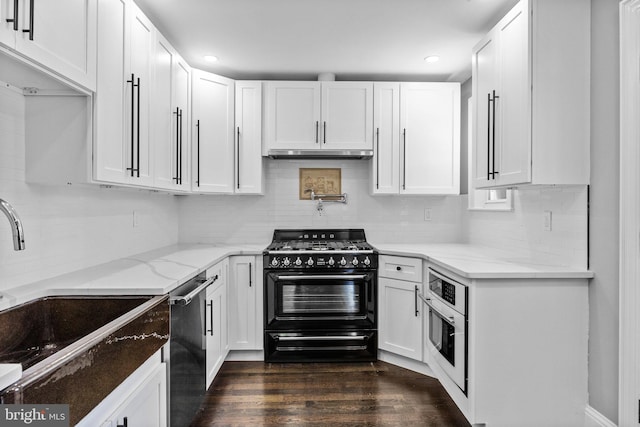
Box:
[281,284,360,314]
[429,309,456,366]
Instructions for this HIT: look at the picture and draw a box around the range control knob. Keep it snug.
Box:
[270,257,280,267]
[363,256,371,266]
[283,257,291,267]
[328,257,335,266]
[306,258,314,266]
[295,257,303,266]
[339,257,347,266]
[352,257,359,266]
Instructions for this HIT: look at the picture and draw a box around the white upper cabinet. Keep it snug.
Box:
[264,81,321,151]
[152,32,191,192]
[373,82,460,195]
[94,0,154,187]
[191,70,235,193]
[372,82,400,194]
[321,82,373,150]
[472,0,590,189]
[264,81,373,154]
[235,81,264,194]
[0,0,97,90]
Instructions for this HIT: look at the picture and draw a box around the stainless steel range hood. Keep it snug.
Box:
[267,149,373,159]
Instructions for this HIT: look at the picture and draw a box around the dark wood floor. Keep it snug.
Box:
[190,361,470,427]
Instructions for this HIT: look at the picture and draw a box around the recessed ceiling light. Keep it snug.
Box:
[204,55,219,63]
[424,55,440,63]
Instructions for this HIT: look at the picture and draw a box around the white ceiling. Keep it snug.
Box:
[134,0,519,82]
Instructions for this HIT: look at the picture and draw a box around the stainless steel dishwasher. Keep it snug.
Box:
[169,272,216,427]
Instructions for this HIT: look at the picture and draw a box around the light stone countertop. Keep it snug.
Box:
[0,241,593,391]
[370,242,594,280]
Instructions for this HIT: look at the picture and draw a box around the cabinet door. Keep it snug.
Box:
[192,70,234,193]
[105,363,167,427]
[378,277,422,361]
[206,280,227,389]
[127,2,154,186]
[472,32,498,189]
[93,0,128,184]
[152,34,190,192]
[173,55,191,191]
[372,82,400,194]
[494,0,530,187]
[0,0,17,47]
[229,256,260,350]
[151,33,177,190]
[12,0,97,90]
[321,82,373,150]
[264,81,321,151]
[235,81,263,194]
[400,83,460,195]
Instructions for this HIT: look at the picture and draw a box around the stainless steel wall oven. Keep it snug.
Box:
[263,229,378,362]
[422,268,468,394]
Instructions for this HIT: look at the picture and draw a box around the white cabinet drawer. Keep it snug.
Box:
[379,255,422,282]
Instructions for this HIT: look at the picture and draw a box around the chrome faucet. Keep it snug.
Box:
[0,198,25,251]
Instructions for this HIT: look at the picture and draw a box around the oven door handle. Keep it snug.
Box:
[276,335,367,341]
[275,274,368,281]
[419,292,456,325]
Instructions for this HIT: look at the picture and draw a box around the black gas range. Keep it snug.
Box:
[263,229,379,362]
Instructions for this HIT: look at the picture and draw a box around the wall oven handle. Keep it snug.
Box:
[276,335,366,342]
[421,293,456,325]
[170,275,218,306]
[275,274,368,281]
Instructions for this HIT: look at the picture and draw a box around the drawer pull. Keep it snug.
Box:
[396,266,402,271]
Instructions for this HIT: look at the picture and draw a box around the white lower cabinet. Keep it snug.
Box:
[205,259,229,389]
[378,255,423,361]
[78,351,167,427]
[100,363,167,427]
[228,256,263,350]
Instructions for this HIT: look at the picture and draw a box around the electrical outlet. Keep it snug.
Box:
[543,211,552,231]
[424,208,432,221]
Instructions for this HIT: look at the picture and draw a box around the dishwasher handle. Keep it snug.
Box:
[170,275,218,306]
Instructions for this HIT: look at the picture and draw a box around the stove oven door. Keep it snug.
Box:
[265,271,376,330]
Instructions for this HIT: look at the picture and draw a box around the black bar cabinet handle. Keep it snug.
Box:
[315,121,319,144]
[179,108,183,185]
[136,77,141,177]
[492,89,499,178]
[414,285,419,317]
[236,126,240,189]
[126,74,136,177]
[402,128,407,190]
[487,92,491,180]
[249,262,252,287]
[207,301,214,335]
[323,121,327,144]
[196,120,200,187]
[6,0,18,31]
[22,0,33,40]
[173,107,180,183]
[375,127,380,189]
[117,417,128,427]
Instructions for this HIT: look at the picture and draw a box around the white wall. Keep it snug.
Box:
[179,159,465,245]
[0,85,180,292]
[587,0,620,422]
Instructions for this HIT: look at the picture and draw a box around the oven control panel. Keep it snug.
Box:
[264,253,377,270]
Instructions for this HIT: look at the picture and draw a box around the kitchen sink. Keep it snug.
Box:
[0,295,170,425]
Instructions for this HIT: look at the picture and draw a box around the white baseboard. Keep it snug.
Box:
[225,349,263,361]
[584,405,617,427]
[377,350,435,377]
